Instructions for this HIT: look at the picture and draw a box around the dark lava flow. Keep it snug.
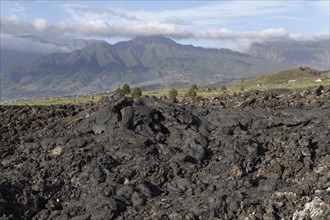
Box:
[1,86,329,220]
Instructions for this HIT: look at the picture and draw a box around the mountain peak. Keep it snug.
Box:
[132,35,177,45]
[82,40,111,51]
[86,40,109,47]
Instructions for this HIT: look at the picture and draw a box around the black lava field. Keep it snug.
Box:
[1,86,329,220]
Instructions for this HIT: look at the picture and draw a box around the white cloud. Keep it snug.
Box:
[33,18,48,31]
[63,4,139,21]
[289,32,330,41]
[194,28,289,41]
[61,1,303,28]
[1,34,70,54]
[1,14,329,54]
[0,1,328,52]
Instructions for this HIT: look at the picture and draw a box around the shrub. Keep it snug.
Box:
[184,84,197,98]
[131,87,142,98]
[168,89,178,99]
[121,84,131,95]
[114,87,122,94]
[191,84,198,91]
[220,85,227,91]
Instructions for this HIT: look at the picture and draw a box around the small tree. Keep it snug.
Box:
[114,87,122,94]
[168,89,178,99]
[131,87,142,98]
[220,85,227,91]
[191,84,198,91]
[184,84,199,98]
[121,83,131,95]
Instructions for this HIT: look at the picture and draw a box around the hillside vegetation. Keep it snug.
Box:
[247,66,322,84]
[8,67,330,106]
[235,66,329,91]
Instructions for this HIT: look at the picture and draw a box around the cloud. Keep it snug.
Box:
[1,14,328,42]
[1,34,70,54]
[63,4,139,21]
[2,15,39,35]
[194,28,289,41]
[1,15,192,39]
[10,2,26,14]
[164,17,194,26]
[0,1,328,53]
[1,14,328,54]
[289,32,330,41]
[112,1,304,28]
[33,18,48,31]
[1,15,62,40]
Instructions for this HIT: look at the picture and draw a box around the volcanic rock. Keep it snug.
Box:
[0,86,329,219]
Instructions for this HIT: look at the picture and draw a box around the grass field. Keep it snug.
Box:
[8,68,330,106]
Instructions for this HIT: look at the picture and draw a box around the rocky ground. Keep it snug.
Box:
[1,86,330,220]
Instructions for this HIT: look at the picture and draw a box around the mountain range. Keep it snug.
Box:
[1,35,293,99]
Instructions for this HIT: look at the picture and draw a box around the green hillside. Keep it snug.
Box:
[237,66,329,91]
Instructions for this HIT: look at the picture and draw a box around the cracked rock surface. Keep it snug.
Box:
[1,86,330,219]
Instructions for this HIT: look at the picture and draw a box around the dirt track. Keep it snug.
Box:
[1,86,330,220]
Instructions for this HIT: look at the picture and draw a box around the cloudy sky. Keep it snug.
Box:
[1,0,329,52]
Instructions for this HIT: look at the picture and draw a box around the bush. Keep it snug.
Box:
[184,84,198,98]
[191,84,198,91]
[131,87,142,98]
[168,89,178,99]
[186,88,197,97]
[114,87,122,94]
[220,85,227,91]
[121,84,131,95]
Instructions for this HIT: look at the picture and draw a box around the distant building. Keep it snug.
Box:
[288,79,297,83]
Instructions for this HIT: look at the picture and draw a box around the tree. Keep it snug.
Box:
[121,83,131,95]
[168,89,178,99]
[184,84,198,98]
[131,87,142,98]
[220,85,227,91]
[114,87,122,94]
[191,84,198,91]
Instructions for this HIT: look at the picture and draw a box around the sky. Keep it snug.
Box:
[1,0,329,52]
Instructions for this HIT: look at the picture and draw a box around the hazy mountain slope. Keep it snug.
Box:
[0,35,102,72]
[1,36,291,99]
[248,40,330,70]
[0,48,43,72]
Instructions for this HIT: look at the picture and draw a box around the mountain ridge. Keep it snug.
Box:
[1,35,292,99]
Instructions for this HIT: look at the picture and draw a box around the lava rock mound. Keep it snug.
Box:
[1,86,330,219]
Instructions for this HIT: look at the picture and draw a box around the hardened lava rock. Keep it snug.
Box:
[1,86,329,219]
